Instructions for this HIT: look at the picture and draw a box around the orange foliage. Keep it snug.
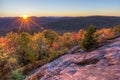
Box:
[0,38,6,46]
[52,42,59,50]
[96,28,115,42]
[77,29,85,41]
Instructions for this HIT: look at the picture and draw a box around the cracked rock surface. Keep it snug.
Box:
[26,39,120,80]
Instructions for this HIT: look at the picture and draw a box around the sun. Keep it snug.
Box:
[12,15,44,33]
[23,15,28,19]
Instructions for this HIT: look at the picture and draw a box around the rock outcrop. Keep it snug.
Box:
[26,38,120,80]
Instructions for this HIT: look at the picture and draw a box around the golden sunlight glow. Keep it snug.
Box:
[23,15,28,19]
[14,15,44,33]
[10,15,45,33]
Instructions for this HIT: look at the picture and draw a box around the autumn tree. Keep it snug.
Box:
[29,32,48,60]
[71,33,77,45]
[62,32,72,48]
[4,32,19,70]
[42,30,59,46]
[16,32,31,65]
[96,28,115,43]
[4,32,18,54]
[77,29,85,44]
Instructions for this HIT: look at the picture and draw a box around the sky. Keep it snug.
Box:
[0,0,120,17]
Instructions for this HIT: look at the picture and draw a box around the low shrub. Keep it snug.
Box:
[9,70,25,80]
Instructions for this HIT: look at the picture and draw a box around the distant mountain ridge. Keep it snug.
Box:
[45,16,120,32]
[0,16,120,36]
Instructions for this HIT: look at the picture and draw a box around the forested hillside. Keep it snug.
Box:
[0,16,120,36]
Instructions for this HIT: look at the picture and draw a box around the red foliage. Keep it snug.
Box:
[71,33,77,40]
[52,42,59,50]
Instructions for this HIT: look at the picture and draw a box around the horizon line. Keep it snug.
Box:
[0,15,120,18]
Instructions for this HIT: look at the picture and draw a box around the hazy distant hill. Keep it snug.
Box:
[0,16,120,36]
[45,16,120,32]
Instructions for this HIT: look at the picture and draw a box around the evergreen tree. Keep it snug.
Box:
[81,25,97,51]
[113,25,120,35]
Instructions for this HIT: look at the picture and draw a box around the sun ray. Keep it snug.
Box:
[29,19,44,30]
[10,15,45,33]
[18,22,24,33]
[11,18,21,28]
[26,21,30,32]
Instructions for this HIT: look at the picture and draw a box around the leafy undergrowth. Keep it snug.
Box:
[20,48,68,74]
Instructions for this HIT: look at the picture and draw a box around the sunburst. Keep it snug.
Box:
[10,15,44,33]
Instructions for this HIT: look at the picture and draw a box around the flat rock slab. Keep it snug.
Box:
[26,40,120,80]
